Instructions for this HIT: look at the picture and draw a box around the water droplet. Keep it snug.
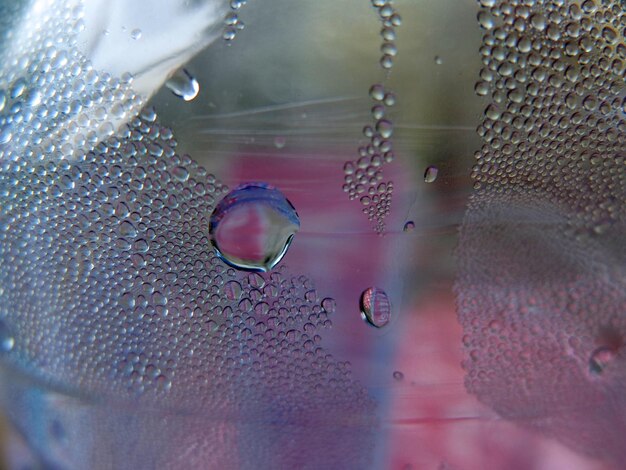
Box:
[321,297,336,314]
[589,346,617,375]
[223,280,243,301]
[165,69,200,102]
[359,287,391,328]
[274,136,286,149]
[0,126,12,144]
[376,119,393,139]
[434,55,443,65]
[230,0,246,9]
[369,84,385,101]
[222,27,237,41]
[477,11,495,30]
[403,221,415,232]
[209,183,300,272]
[131,29,142,40]
[172,166,190,182]
[393,371,404,380]
[424,165,439,183]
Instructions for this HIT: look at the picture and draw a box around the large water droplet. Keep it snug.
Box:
[165,69,200,102]
[209,183,300,272]
[359,287,391,328]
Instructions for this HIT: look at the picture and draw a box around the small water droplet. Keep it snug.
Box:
[589,346,617,375]
[403,221,415,232]
[131,28,142,40]
[393,371,404,380]
[369,84,386,101]
[360,287,391,328]
[424,165,439,183]
[172,165,190,182]
[434,55,443,65]
[223,27,237,41]
[119,220,137,238]
[376,119,393,139]
[321,297,336,314]
[274,136,286,149]
[223,280,243,301]
[209,183,300,272]
[165,69,200,102]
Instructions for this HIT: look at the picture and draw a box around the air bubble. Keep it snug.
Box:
[209,183,300,272]
[359,287,391,328]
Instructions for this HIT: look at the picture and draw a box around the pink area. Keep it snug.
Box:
[387,286,615,470]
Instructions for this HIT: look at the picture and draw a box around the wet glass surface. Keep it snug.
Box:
[0,1,624,469]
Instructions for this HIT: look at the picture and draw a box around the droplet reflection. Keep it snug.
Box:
[360,287,391,328]
[209,183,300,272]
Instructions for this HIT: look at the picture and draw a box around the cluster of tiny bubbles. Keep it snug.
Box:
[359,287,391,328]
[0,2,378,461]
[472,0,626,234]
[342,83,396,233]
[342,1,402,233]
[208,182,300,272]
[222,0,247,42]
[423,165,438,183]
[165,68,200,102]
[0,1,142,164]
[0,99,377,443]
[457,0,626,463]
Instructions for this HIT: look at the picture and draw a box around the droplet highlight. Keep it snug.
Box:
[589,346,617,375]
[403,221,415,232]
